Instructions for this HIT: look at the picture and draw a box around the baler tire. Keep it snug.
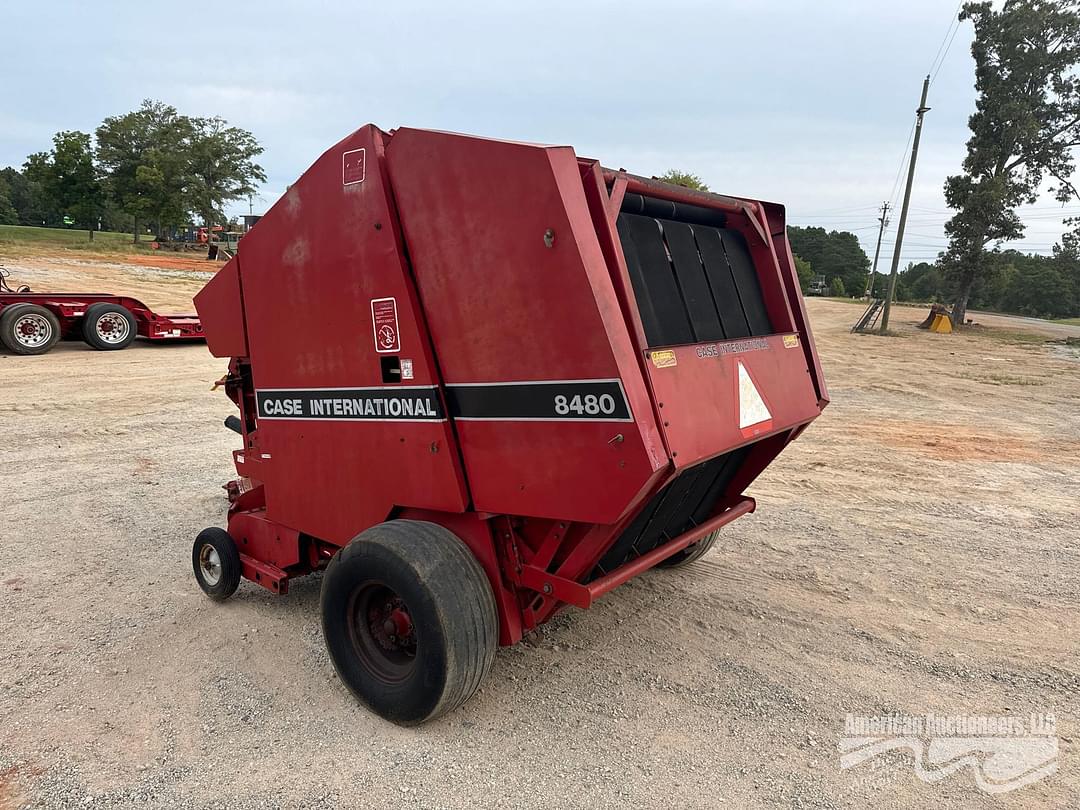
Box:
[657,529,720,569]
[0,303,62,355]
[82,303,137,350]
[192,528,243,600]
[320,520,498,725]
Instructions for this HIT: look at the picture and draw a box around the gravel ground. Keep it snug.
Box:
[1,258,1078,808]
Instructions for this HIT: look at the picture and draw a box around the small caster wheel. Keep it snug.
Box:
[193,527,242,600]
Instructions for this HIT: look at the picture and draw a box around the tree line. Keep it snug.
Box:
[0,100,265,241]
[939,0,1080,325]
[890,251,1079,319]
[786,225,1079,319]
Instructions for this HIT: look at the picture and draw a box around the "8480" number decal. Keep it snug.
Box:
[553,393,618,416]
[444,379,632,421]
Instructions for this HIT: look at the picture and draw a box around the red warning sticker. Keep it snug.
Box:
[343,148,366,185]
[371,297,400,353]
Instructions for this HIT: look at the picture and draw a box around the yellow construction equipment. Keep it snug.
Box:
[928,313,952,333]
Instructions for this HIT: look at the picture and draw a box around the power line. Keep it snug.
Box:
[788,204,881,216]
[888,121,918,208]
[928,2,965,86]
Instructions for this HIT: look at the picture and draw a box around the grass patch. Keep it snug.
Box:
[1053,317,1080,326]
[818,296,870,305]
[958,325,1054,345]
[955,372,1047,386]
[853,328,908,338]
[0,224,144,252]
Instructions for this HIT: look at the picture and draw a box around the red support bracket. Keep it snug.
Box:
[516,497,756,609]
[239,554,289,595]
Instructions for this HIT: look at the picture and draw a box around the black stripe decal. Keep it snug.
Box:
[256,387,444,421]
[446,380,632,422]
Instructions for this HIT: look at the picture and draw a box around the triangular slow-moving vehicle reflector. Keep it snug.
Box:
[737,360,773,437]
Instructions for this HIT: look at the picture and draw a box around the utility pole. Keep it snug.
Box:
[880,75,931,333]
[864,201,891,298]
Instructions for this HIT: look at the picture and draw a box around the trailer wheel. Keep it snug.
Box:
[657,529,720,569]
[82,303,136,350]
[192,528,243,600]
[0,303,62,355]
[320,520,498,725]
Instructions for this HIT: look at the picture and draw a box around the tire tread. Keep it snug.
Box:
[324,520,497,724]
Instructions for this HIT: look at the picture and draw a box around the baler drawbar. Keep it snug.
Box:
[192,125,828,724]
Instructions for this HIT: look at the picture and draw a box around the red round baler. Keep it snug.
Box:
[192,125,828,724]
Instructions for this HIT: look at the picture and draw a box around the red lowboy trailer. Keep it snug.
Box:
[192,125,829,724]
[0,270,204,355]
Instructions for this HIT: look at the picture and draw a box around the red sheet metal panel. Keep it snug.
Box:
[194,258,246,357]
[760,200,830,408]
[644,334,820,468]
[225,125,469,545]
[386,129,667,525]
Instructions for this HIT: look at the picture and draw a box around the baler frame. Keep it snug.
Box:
[192,124,828,724]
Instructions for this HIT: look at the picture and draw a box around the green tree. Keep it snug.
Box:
[942,0,1080,326]
[0,175,17,224]
[0,168,49,225]
[897,262,945,302]
[787,226,870,295]
[186,116,266,234]
[793,254,814,292]
[96,100,195,242]
[24,131,104,239]
[867,271,890,298]
[829,276,846,297]
[656,169,709,192]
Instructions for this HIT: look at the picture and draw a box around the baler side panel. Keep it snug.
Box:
[194,258,247,358]
[386,129,665,525]
[760,200,830,408]
[230,125,469,545]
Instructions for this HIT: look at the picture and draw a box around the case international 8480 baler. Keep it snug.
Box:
[192,125,829,724]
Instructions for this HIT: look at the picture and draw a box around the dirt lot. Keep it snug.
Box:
[1,254,1078,808]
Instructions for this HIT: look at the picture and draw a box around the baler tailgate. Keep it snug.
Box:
[610,189,819,468]
[643,333,819,468]
[617,206,773,347]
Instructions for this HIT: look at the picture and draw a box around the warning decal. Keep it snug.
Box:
[737,360,773,437]
[650,350,677,369]
[343,148,366,185]
[371,297,401,353]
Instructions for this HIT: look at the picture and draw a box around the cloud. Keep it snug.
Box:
[1,0,1072,258]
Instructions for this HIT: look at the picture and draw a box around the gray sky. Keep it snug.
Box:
[1,0,1074,269]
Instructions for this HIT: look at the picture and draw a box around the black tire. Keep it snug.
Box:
[0,303,61,355]
[192,527,243,601]
[82,302,137,350]
[321,520,498,725]
[657,528,720,569]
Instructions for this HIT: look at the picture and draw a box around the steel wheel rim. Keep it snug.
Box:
[346,582,417,684]
[13,313,52,348]
[95,312,130,344]
[199,545,222,586]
